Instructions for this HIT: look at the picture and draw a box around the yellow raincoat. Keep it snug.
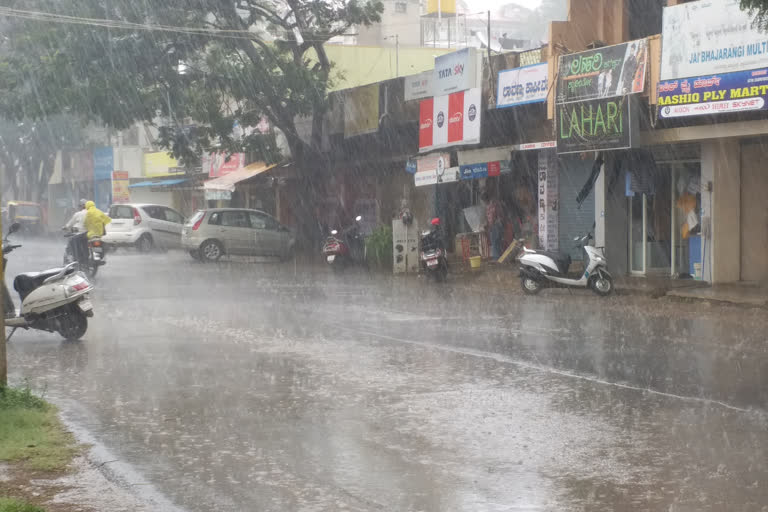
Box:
[84,201,111,239]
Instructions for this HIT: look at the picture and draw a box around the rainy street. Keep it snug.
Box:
[4,240,767,511]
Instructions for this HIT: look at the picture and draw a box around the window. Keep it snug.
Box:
[163,208,184,224]
[394,1,407,13]
[249,211,280,230]
[142,206,165,220]
[109,205,134,219]
[220,211,250,228]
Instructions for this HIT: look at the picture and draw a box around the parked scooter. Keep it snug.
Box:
[3,223,94,341]
[322,215,367,271]
[518,230,613,296]
[420,218,448,281]
[63,228,105,278]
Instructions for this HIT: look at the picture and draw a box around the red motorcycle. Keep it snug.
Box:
[322,215,366,271]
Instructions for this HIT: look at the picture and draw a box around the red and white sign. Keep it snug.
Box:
[203,152,245,178]
[419,88,481,153]
[513,141,556,151]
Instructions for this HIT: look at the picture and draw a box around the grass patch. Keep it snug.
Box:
[0,498,45,512]
[0,386,77,472]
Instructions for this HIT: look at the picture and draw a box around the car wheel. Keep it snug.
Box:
[200,240,223,262]
[137,234,154,253]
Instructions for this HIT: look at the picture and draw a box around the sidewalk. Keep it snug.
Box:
[449,258,768,307]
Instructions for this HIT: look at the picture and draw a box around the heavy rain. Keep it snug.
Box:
[1,1,767,511]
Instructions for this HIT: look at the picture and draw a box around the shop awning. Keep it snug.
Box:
[128,178,188,188]
[203,162,278,193]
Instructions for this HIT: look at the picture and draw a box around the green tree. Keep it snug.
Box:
[741,0,768,29]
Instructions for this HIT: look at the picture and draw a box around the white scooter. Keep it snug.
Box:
[519,230,613,296]
[3,223,94,341]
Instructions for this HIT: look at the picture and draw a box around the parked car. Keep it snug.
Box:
[104,203,186,252]
[182,208,295,262]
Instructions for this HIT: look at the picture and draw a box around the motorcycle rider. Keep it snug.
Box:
[64,199,89,266]
[84,200,111,240]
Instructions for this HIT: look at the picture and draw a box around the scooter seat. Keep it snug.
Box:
[14,268,68,299]
[537,251,572,274]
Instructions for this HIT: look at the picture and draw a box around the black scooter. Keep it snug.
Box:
[420,218,448,281]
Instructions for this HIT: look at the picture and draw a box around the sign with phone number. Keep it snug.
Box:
[658,67,768,118]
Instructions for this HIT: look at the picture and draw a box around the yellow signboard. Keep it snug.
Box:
[144,152,179,177]
[427,0,456,15]
[344,83,379,138]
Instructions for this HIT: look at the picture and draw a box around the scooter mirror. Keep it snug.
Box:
[573,235,580,241]
[355,215,362,222]
[8,222,20,235]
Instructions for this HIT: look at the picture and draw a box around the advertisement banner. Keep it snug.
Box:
[404,70,434,101]
[460,162,487,180]
[538,151,559,250]
[111,171,130,204]
[417,153,450,174]
[434,48,478,95]
[414,166,460,187]
[344,83,380,138]
[144,152,180,177]
[661,0,768,81]
[556,97,632,154]
[556,39,648,103]
[497,63,548,108]
[419,88,481,152]
[204,152,245,178]
[93,147,114,181]
[513,141,556,151]
[658,67,768,118]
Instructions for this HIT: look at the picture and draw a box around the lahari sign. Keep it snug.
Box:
[557,39,648,103]
[661,0,768,81]
[433,48,478,95]
[556,97,631,154]
[419,88,481,152]
[496,63,548,108]
[658,67,768,118]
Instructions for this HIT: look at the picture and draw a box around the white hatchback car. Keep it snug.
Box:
[104,203,186,252]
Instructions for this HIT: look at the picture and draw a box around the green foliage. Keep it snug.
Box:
[0,498,45,512]
[365,224,393,269]
[741,0,768,29]
[0,385,77,471]
[0,0,384,166]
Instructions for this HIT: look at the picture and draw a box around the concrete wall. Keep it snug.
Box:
[739,140,768,282]
[701,139,741,283]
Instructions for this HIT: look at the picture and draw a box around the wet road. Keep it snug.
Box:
[5,239,768,511]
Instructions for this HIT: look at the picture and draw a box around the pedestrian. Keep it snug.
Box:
[482,190,504,260]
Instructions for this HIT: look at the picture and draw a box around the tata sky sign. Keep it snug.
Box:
[496,63,548,108]
[661,0,768,80]
[433,48,478,95]
[658,67,768,118]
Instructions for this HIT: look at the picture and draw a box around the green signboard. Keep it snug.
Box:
[556,97,632,154]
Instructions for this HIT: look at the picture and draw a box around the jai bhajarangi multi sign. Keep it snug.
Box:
[419,88,481,152]
[658,67,768,118]
[496,63,548,108]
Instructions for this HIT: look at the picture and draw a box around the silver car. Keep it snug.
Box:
[182,208,295,262]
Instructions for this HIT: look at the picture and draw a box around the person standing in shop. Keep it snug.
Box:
[482,191,504,260]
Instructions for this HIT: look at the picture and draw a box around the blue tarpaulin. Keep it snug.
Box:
[128,178,188,188]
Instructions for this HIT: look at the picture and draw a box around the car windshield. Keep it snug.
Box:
[13,205,39,217]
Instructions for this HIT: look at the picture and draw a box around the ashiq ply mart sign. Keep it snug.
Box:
[661,0,768,81]
[658,67,768,118]
[556,96,631,154]
[496,63,548,108]
[556,39,648,103]
[433,48,478,95]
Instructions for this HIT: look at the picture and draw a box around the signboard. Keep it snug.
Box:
[405,158,417,174]
[658,67,768,118]
[144,152,180,177]
[513,141,556,151]
[93,147,114,181]
[419,87,481,152]
[434,48,478,95]
[404,70,434,102]
[344,83,380,138]
[460,162,487,180]
[417,152,450,173]
[203,152,245,178]
[538,151,559,250]
[111,171,130,204]
[661,0,768,81]
[414,166,460,187]
[556,39,648,103]
[556,97,632,154]
[496,63,549,108]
